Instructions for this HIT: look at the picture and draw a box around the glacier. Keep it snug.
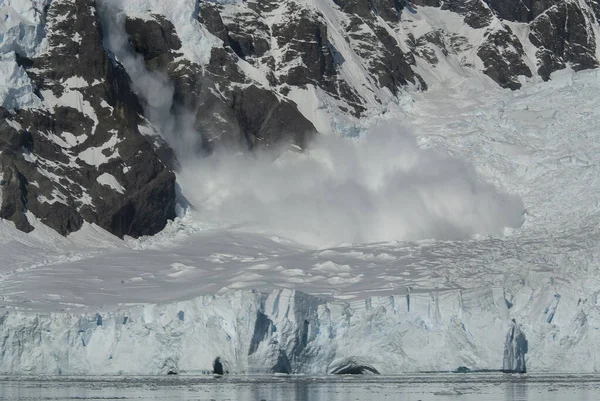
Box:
[1,283,598,375]
[0,288,516,375]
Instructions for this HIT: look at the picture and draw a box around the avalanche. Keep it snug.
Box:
[2,68,600,374]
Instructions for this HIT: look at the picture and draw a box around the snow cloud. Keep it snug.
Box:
[179,123,524,247]
[98,0,523,248]
[97,0,201,156]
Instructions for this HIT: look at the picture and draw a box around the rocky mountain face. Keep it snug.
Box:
[0,0,176,237]
[1,0,600,238]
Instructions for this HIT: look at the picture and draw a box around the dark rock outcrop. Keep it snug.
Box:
[125,10,318,150]
[483,0,560,22]
[334,3,426,95]
[529,1,598,80]
[441,0,494,29]
[0,0,176,237]
[411,0,599,86]
[200,0,424,115]
[333,0,405,21]
[271,9,337,89]
[231,85,317,149]
[586,0,600,21]
[200,3,271,60]
[414,0,441,6]
[477,26,533,89]
[125,15,182,70]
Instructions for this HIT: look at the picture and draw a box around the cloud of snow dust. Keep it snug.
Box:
[97,1,524,248]
[178,123,524,247]
[97,0,202,156]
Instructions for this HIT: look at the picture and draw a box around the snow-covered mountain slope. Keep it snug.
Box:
[2,0,600,239]
[0,0,176,237]
[2,69,600,374]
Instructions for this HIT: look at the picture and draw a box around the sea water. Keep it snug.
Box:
[1,374,598,401]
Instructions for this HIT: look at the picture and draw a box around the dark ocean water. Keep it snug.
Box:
[1,374,598,401]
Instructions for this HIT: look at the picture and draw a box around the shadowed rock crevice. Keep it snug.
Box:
[249,310,274,355]
[213,357,227,375]
[503,320,528,373]
[331,359,380,375]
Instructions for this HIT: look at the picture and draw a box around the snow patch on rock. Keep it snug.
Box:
[97,173,125,194]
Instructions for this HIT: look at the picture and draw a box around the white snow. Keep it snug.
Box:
[78,135,122,166]
[96,172,125,194]
[99,0,220,67]
[37,189,68,205]
[286,85,338,135]
[63,76,90,89]
[60,131,88,147]
[0,52,40,108]
[4,117,21,130]
[40,89,99,133]
[99,99,113,111]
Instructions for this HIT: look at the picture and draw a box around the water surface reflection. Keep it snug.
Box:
[0,374,598,401]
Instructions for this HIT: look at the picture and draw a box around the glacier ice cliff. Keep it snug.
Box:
[1,285,598,375]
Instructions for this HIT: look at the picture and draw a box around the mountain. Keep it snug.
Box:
[3,0,600,376]
[1,0,600,238]
[1,0,176,238]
